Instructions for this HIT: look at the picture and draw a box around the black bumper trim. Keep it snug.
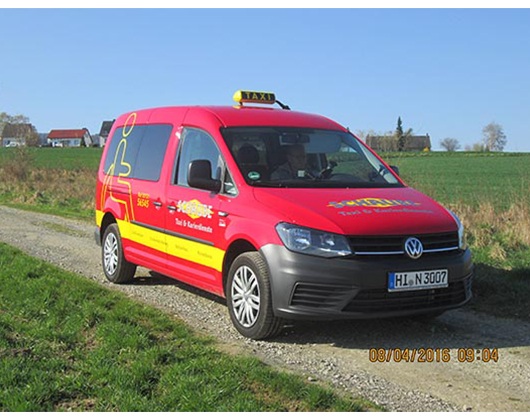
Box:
[260,244,473,321]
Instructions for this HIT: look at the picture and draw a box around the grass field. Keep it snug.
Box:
[0,147,102,171]
[0,243,375,411]
[382,152,530,210]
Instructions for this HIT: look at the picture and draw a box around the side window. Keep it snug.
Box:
[134,124,172,181]
[104,125,145,176]
[175,128,223,187]
[223,170,237,196]
[103,123,172,182]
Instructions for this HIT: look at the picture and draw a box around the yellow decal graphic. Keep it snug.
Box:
[137,192,150,208]
[328,198,420,209]
[177,199,213,220]
[101,113,137,222]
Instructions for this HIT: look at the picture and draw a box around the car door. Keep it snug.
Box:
[101,119,170,272]
[125,124,173,272]
[164,127,228,294]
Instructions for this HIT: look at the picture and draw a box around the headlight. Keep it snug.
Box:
[448,211,466,250]
[276,223,352,258]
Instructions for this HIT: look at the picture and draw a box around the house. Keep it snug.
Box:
[98,120,114,147]
[91,134,103,147]
[1,123,37,147]
[47,128,92,147]
[366,134,431,152]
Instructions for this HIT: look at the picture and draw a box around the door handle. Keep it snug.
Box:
[153,201,162,208]
[167,205,177,211]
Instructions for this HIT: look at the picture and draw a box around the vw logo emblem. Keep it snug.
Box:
[404,237,423,259]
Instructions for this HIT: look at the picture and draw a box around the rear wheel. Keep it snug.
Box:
[227,252,283,340]
[102,223,136,284]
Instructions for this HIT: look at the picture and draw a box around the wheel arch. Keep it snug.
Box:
[100,212,117,243]
[222,239,257,295]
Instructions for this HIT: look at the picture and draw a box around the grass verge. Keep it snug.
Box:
[449,201,530,320]
[0,243,377,412]
[0,148,96,221]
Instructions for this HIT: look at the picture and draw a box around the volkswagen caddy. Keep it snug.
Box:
[95,91,473,339]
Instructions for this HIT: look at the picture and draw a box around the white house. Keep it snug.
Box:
[47,129,92,147]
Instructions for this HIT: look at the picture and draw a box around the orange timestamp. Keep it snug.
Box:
[369,348,499,363]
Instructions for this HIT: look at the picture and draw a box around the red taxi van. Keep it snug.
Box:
[95,91,473,339]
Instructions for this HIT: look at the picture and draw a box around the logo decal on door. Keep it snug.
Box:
[177,199,213,220]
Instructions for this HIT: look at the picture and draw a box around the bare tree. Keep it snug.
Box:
[440,137,461,152]
[482,122,507,151]
[0,112,38,147]
[0,112,30,130]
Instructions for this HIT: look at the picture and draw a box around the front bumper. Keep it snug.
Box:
[260,244,473,320]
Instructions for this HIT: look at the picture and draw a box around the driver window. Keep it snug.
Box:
[175,128,223,187]
[174,127,236,195]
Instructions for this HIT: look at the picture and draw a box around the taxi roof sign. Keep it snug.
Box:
[233,90,276,105]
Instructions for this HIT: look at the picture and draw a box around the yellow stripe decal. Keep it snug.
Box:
[115,219,224,273]
[95,210,104,227]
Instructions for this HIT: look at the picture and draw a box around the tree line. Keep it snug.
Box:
[440,122,507,152]
[357,118,508,152]
[3,111,509,153]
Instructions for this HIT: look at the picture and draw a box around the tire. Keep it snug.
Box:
[226,252,283,340]
[101,223,136,284]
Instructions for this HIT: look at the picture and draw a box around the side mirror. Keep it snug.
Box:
[188,160,222,193]
[390,165,400,176]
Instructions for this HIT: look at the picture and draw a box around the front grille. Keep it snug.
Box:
[343,276,471,313]
[290,283,354,310]
[348,232,459,257]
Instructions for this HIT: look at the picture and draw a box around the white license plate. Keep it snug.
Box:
[388,269,448,292]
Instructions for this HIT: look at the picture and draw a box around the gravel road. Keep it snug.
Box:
[1,205,529,412]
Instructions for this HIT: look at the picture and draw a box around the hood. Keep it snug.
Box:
[253,187,457,236]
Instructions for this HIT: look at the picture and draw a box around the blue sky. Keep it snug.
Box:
[1,8,529,151]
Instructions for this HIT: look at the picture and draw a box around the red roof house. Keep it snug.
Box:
[47,128,92,147]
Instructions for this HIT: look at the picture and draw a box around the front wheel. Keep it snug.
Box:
[102,223,136,284]
[226,252,283,340]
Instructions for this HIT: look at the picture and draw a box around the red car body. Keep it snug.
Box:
[95,93,473,339]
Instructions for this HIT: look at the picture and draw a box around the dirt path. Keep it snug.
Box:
[1,205,529,411]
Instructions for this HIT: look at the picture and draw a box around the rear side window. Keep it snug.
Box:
[134,125,173,181]
[104,124,172,181]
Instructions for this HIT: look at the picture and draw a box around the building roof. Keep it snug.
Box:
[99,121,114,137]
[366,134,431,151]
[1,123,35,137]
[47,129,89,139]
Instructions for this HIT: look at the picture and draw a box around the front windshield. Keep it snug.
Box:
[221,127,402,188]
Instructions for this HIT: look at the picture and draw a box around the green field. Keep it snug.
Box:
[0,147,102,171]
[382,152,530,210]
[1,148,529,210]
